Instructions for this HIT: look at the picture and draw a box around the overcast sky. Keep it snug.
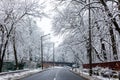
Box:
[36,0,63,47]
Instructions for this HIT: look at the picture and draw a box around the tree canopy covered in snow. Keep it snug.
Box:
[0,0,45,72]
[52,0,120,64]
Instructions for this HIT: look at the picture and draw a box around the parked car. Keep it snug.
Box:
[93,67,101,76]
[82,69,89,73]
[102,70,113,77]
[112,71,118,78]
[101,70,118,78]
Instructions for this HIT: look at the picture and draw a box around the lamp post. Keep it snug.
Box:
[41,34,50,70]
[53,43,55,67]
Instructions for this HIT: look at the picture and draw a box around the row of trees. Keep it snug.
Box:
[0,0,45,72]
[52,0,120,65]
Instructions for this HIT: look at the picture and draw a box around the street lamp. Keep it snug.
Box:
[88,0,92,76]
[41,34,50,70]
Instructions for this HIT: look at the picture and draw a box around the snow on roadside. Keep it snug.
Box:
[73,68,119,80]
[96,76,118,80]
[0,68,42,80]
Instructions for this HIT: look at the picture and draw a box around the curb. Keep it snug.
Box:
[14,71,41,80]
[18,68,50,80]
[70,70,101,80]
[69,70,89,80]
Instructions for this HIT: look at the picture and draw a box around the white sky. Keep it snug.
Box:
[36,0,63,47]
[37,18,52,34]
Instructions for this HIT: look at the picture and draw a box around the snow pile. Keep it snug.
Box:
[96,76,118,80]
[0,68,42,80]
[73,68,119,80]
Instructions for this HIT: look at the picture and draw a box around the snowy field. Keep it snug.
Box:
[0,68,42,80]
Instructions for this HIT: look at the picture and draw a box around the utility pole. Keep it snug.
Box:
[41,34,50,70]
[88,0,92,76]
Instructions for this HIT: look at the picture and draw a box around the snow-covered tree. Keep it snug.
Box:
[52,0,120,65]
[0,0,45,72]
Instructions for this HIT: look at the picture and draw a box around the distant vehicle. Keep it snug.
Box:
[64,66,71,69]
[72,64,79,68]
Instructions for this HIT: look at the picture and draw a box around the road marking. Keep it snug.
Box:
[53,68,62,80]
[54,77,56,80]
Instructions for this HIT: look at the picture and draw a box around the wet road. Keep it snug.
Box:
[22,67,85,80]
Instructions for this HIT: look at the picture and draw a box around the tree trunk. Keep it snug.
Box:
[100,39,107,61]
[0,37,9,72]
[109,26,118,60]
[92,46,104,62]
[0,27,4,57]
[13,35,18,70]
[118,0,120,18]
[0,24,14,72]
[0,26,4,72]
[101,43,107,60]
[29,49,32,61]
[100,0,120,34]
[0,59,3,72]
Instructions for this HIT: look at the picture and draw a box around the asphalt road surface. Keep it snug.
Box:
[22,67,85,80]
